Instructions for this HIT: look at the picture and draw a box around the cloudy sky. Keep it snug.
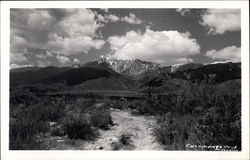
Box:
[10,8,241,68]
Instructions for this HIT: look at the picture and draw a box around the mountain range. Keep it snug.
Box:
[10,56,241,93]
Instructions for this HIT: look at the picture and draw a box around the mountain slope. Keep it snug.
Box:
[10,66,70,86]
[10,57,241,91]
[43,66,122,86]
[170,62,241,83]
[75,77,132,90]
[170,63,203,73]
[87,56,161,78]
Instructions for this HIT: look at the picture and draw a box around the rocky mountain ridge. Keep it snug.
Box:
[10,56,241,93]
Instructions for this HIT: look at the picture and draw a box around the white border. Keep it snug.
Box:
[1,1,249,160]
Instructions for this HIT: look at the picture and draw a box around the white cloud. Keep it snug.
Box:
[205,46,241,62]
[46,50,54,57]
[47,33,105,55]
[10,52,28,63]
[108,28,200,65]
[73,58,80,63]
[58,9,102,37]
[96,12,142,25]
[27,10,54,32]
[96,14,108,23]
[97,13,120,23]
[176,9,190,16]
[201,9,241,34]
[35,54,47,59]
[10,9,106,67]
[10,34,30,53]
[107,14,120,22]
[47,9,105,55]
[121,13,142,24]
[10,64,33,69]
[56,55,70,64]
[36,60,52,67]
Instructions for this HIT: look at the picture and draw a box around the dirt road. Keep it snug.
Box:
[51,108,163,150]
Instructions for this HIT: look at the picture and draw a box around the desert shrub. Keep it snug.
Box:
[9,117,49,150]
[136,93,175,115]
[62,114,97,140]
[10,88,37,106]
[51,126,66,137]
[63,98,112,140]
[110,100,124,109]
[29,101,65,122]
[65,98,112,130]
[90,108,112,129]
[189,94,241,150]
[110,140,122,150]
[119,132,133,145]
[154,114,189,150]
[153,82,241,150]
[110,133,133,150]
[65,98,96,114]
[9,96,66,150]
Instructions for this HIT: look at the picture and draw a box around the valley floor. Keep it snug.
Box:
[51,108,164,150]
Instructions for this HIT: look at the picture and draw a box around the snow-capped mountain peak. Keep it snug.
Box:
[205,60,236,65]
[96,55,161,76]
[170,63,184,73]
[167,63,204,73]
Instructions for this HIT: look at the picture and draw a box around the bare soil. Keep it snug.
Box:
[51,108,164,150]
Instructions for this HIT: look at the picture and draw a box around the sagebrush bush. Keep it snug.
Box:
[62,114,97,140]
[77,98,96,113]
[90,108,112,129]
[153,82,241,150]
[110,140,122,150]
[9,117,49,150]
[23,98,66,122]
[154,114,189,150]
[119,132,133,145]
[51,126,66,137]
[62,98,113,140]
[136,93,175,115]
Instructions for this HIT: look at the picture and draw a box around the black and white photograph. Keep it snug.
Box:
[1,1,249,159]
[8,7,243,151]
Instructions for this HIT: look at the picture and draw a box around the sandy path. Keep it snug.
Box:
[84,108,163,150]
[51,108,163,150]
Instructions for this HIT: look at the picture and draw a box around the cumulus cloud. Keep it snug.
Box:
[201,9,241,34]
[121,13,142,24]
[47,33,105,55]
[205,46,241,62]
[35,54,47,59]
[10,64,33,69]
[176,8,190,16]
[107,28,200,65]
[56,55,71,64]
[107,14,120,22]
[46,50,54,57]
[27,10,54,32]
[10,34,30,54]
[10,52,28,64]
[73,58,80,63]
[36,60,52,67]
[58,9,102,38]
[96,12,142,24]
[10,9,106,67]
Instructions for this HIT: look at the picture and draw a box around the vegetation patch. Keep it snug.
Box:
[152,82,241,150]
